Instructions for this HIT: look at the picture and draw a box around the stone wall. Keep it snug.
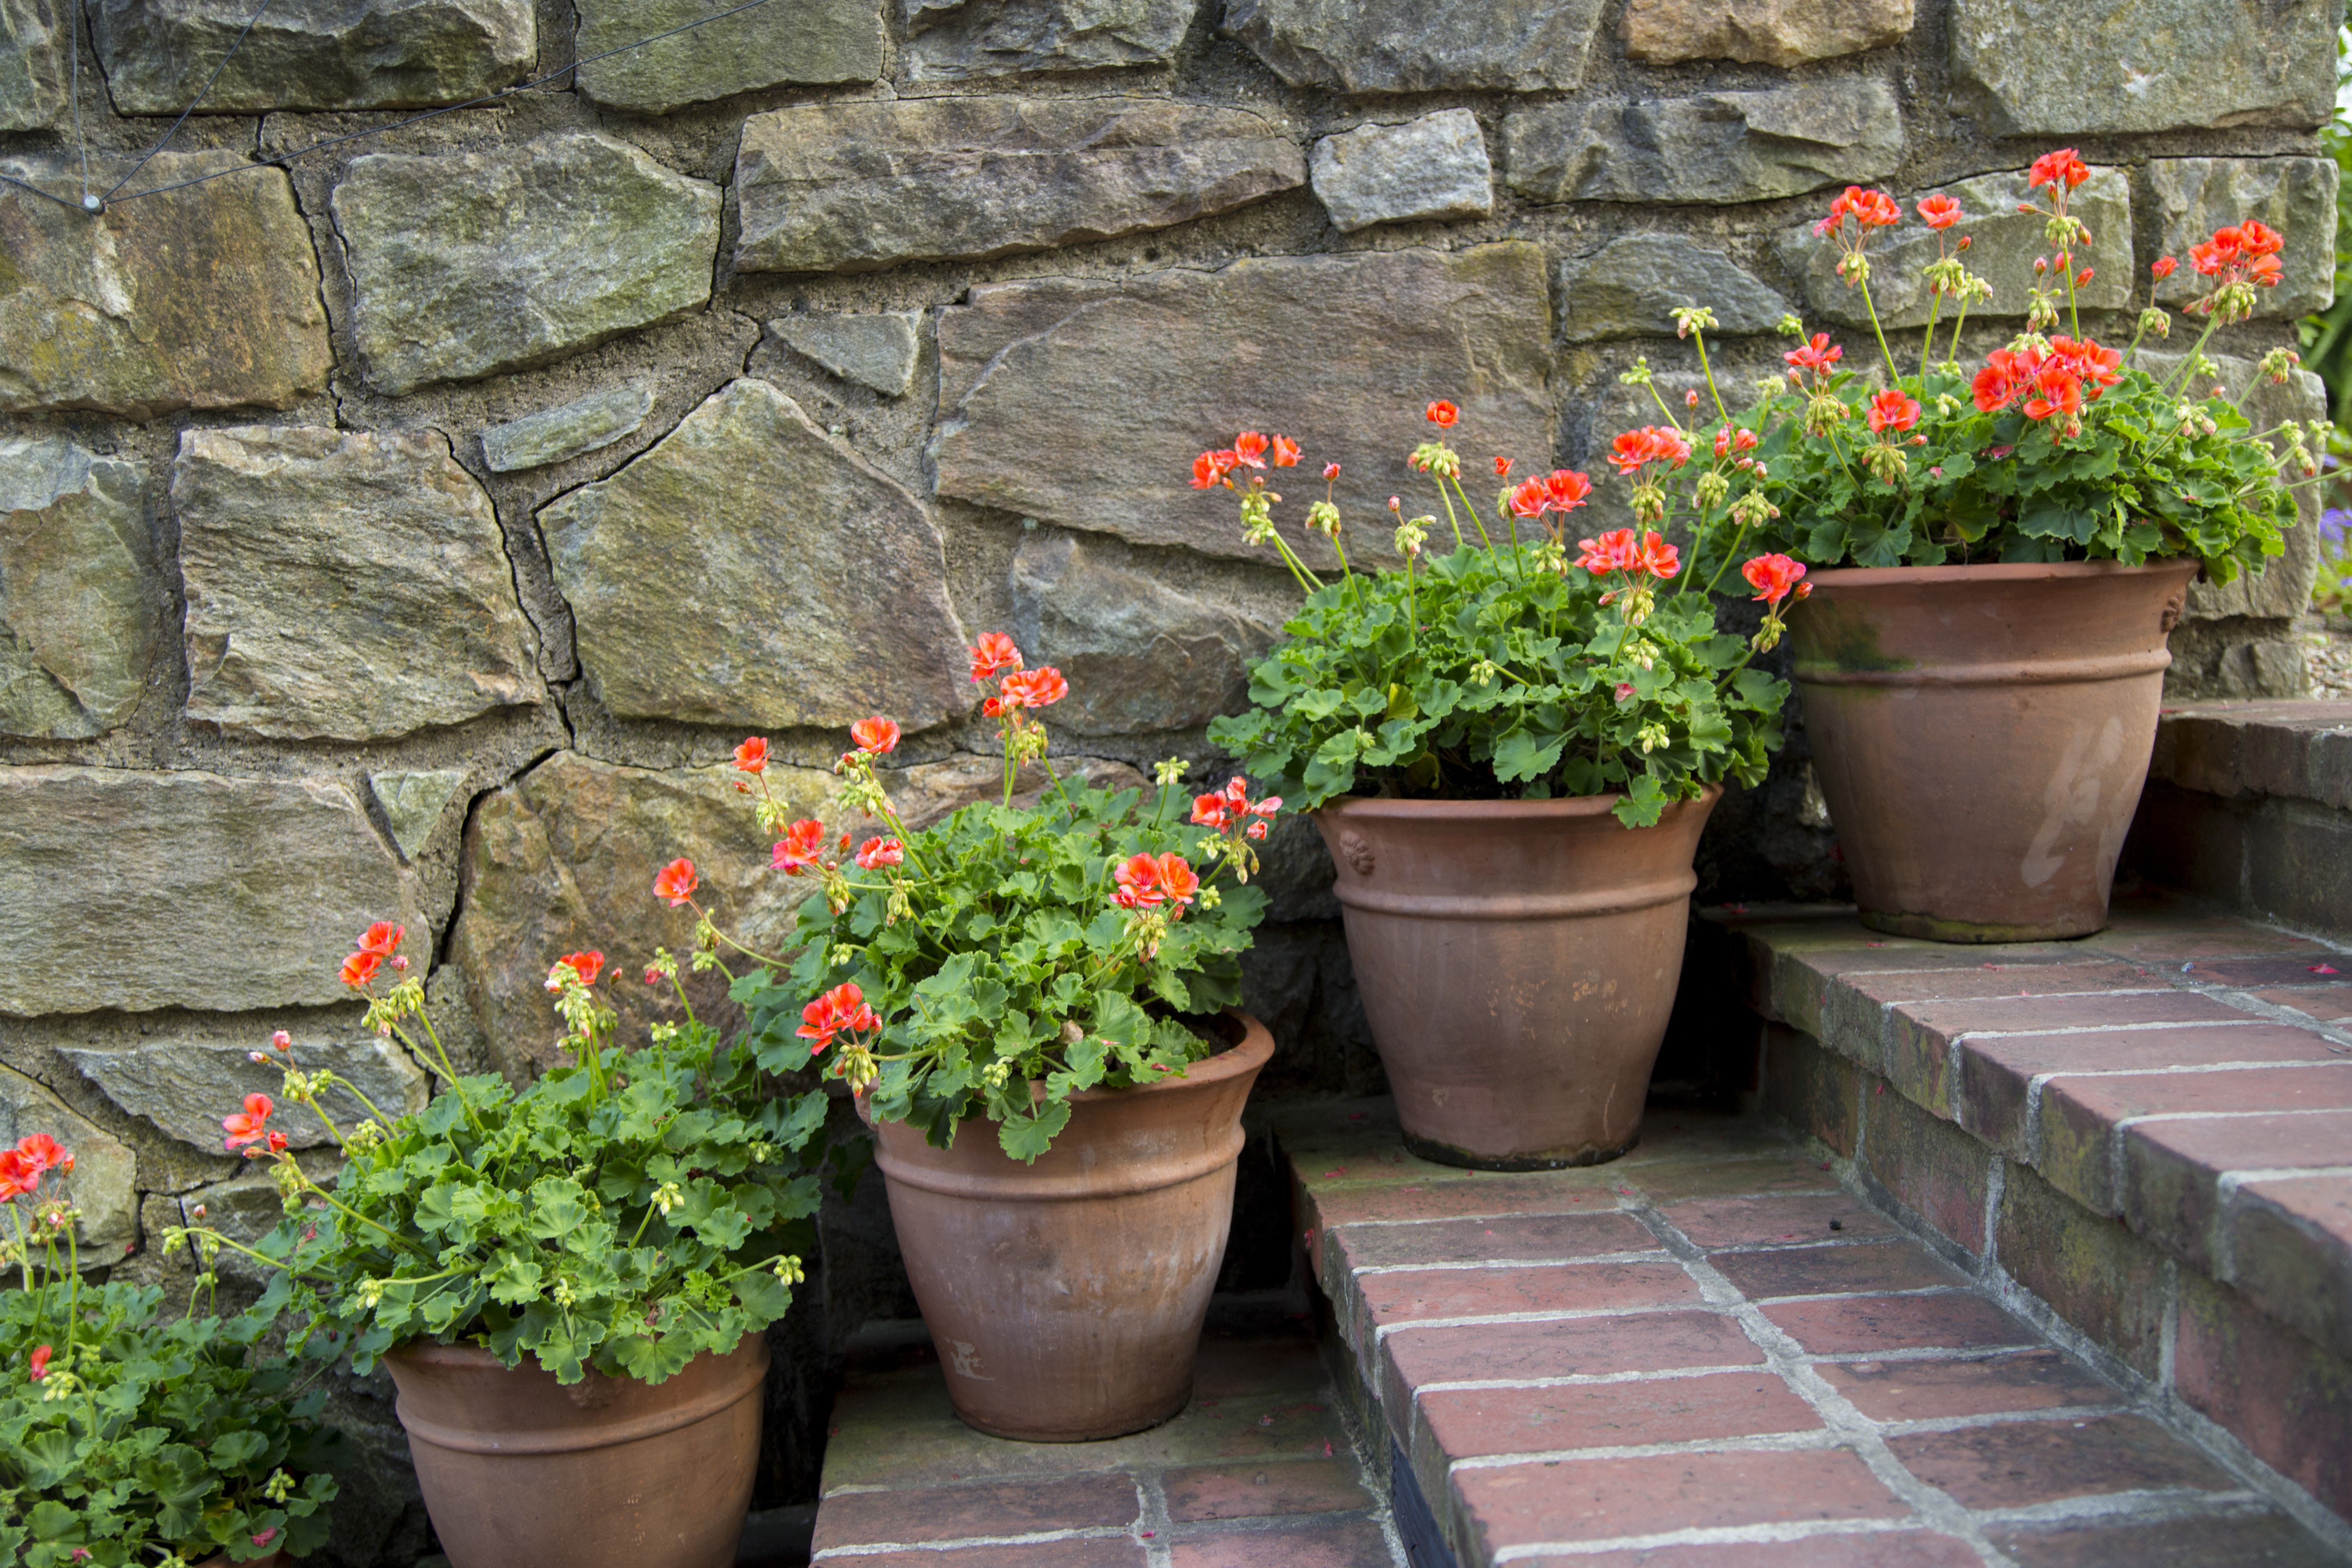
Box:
[0,0,2337,1559]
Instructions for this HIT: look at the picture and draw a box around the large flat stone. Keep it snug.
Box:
[0,766,425,1016]
[1623,0,1911,65]
[333,132,720,395]
[89,0,533,113]
[0,0,67,128]
[172,426,542,741]
[1951,0,2336,135]
[1009,531,1278,736]
[1311,110,1492,233]
[931,244,1553,566]
[480,386,653,473]
[0,152,331,417]
[1222,0,1605,92]
[1559,235,1792,343]
[540,379,968,732]
[1506,80,1903,207]
[733,97,1303,274]
[61,1031,429,1152]
[451,750,836,1077]
[575,0,881,113]
[2151,158,2338,322]
[0,438,156,739]
[904,0,1194,79]
[0,1066,136,1257]
[371,768,470,860]
[1776,164,2132,330]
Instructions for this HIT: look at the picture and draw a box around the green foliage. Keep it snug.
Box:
[1705,358,2300,585]
[2296,28,2352,428]
[0,1281,337,1566]
[223,996,835,1387]
[737,778,1269,1163]
[1206,544,1788,826]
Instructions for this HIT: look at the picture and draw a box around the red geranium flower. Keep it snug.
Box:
[558,950,605,986]
[1425,400,1459,428]
[1783,333,1844,377]
[2023,361,2082,422]
[2238,220,2285,257]
[1190,450,1235,489]
[1190,793,1232,829]
[1742,554,1809,606]
[1321,461,1341,481]
[733,737,769,775]
[796,981,878,1056]
[850,716,900,756]
[1971,347,2033,413]
[772,820,827,875]
[1269,434,1300,468]
[2151,256,2178,282]
[222,1093,275,1151]
[1232,432,1270,469]
[15,1135,70,1175]
[998,668,1069,709]
[1112,852,1165,909]
[340,950,382,989]
[1575,528,1642,575]
[969,632,1023,682]
[28,1346,50,1381]
[854,837,904,870]
[1636,531,1681,580]
[1815,185,1901,236]
[0,1152,38,1202]
[1607,426,1691,476]
[1493,456,1513,477]
[358,921,405,959]
[1866,389,1921,435]
[1916,194,1964,230]
[2027,147,2090,192]
[654,858,699,907]
[1155,853,1200,914]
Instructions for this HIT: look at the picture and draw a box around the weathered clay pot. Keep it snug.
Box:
[383,1335,767,1568]
[1317,788,1721,1171]
[869,1012,1273,1442]
[195,1553,285,1567]
[1791,560,2198,942]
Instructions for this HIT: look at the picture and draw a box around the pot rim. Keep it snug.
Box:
[384,1332,766,1374]
[1314,781,1724,822]
[1800,558,2202,589]
[858,1009,1274,1127]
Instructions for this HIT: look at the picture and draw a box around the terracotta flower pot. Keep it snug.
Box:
[1790,560,2198,942]
[195,1553,285,1567]
[868,1012,1274,1442]
[1316,788,1721,1170]
[383,1335,767,1568]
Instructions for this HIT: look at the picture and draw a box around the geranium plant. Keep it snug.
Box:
[1664,149,2321,580]
[173,922,834,1387]
[715,638,1275,1161]
[0,1137,337,1566]
[1199,404,1802,825]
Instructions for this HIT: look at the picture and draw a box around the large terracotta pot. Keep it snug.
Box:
[1790,560,2197,942]
[383,1335,767,1568]
[1317,788,1721,1171]
[869,1012,1273,1442]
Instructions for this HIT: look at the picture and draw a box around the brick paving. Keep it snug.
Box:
[1280,1102,2345,1567]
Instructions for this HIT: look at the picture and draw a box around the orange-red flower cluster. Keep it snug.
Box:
[1425,400,1459,428]
[1814,184,1901,237]
[1607,426,1692,476]
[1866,389,1921,435]
[1916,194,1964,230]
[850,716,900,756]
[1783,333,1844,380]
[733,737,769,775]
[988,666,1069,717]
[1507,468,1593,520]
[2188,220,2285,288]
[854,836,904,870]
[969,631,1022,682]
[1113,852,1201,914]
[1190,776,1282,842]
[0,1134,73,1202]
[222,1093,285,1157]
[654,858,698,906]
[797,981,879,1057]
[340,921,405,989]
[546,950,605,990]
[1712,426,1759,459]
[772,819,827,874]
[2027,148,2090,192]
[1575,528,1680,580]
[1971,336,2120,423]
[1191,431,1301,488]
[1742,554,1811,607]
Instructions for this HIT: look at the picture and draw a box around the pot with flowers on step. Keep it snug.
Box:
[1688,151,2309,940]
[1202,404,1800,1170]
[726,640,1278,1440]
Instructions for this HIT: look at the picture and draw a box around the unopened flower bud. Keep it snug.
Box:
[270,1030,292,1051]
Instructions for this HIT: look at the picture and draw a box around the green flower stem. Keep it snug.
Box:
[1858,271,1902,387]
[1918,288,1946,383]
[1703,518,1755,595]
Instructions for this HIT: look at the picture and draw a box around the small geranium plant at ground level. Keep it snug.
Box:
[1200,404,1800,826]
[0,1137,337,1567]
[715,639,1274,1161]
[172,922,834,1387]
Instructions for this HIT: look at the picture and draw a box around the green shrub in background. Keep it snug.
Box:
[2304,28,2352,617]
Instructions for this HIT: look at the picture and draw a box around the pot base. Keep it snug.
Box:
[1405,1130,1641,1172]
[1860,908,2101,943]
[957,1382,1192,1444]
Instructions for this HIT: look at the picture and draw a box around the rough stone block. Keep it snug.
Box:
[541,379,968,733]
[2151,158,2337,320]
[932,245,1553,566]
[0,1065,136,1256]
[1779,165,2133,329]
[1558,234,1792,344]
[904,0,1195,80]
[733,97,1303,274]
[1860,1083,1990,1251]
[60,1032,427,1152]
[172,425,542,741]
[0,0,67,128]
[1623,0,1911,65]
[574,0,881,113]
[1504,80,1903,207]
[1310,110,1492,233]
[1009,531,1277,736]
[0,766,425,1015]
[1222,0,1605,92]
[0,437,156,739]
[333,132,720,395]
[1995,1164,2169,1377]
[370,769,470,860]
[2174,1268,2352,1521]
[0,152,330,417]
[90,0,533,113]
[480,386,652,473]
[772,312,922,397]
[1950,0,2337,136]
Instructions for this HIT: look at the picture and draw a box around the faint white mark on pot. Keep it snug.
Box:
[2021,716,2125,888]
[948,1341,993,1380]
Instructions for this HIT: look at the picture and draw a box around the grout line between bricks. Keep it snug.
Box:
[1351,1248,1672,1276]
[1486,1515,1952,1562]
[1448,1428,1843,1470]
[1409,1361,1768,1393]
[1131,1469,1173,1568]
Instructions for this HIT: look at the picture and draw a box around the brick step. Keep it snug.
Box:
[1275,1101,2349,1567]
